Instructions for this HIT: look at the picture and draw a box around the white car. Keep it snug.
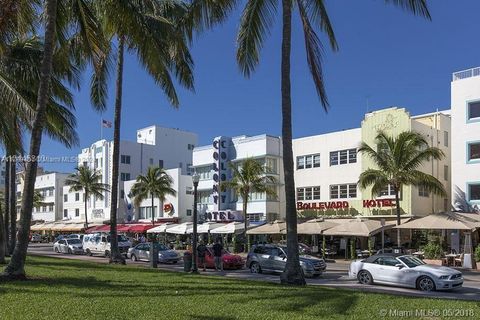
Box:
[53,238,84,254]
[348,254,463,291]
[83,233,131,257]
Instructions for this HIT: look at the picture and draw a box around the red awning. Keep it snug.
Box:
[85,225,109,233]
[117,225,131,232]
[129,224,154,233]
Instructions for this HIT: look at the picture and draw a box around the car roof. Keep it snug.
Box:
[363,253,403,263]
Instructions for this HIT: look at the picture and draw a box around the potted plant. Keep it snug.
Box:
[422,237,444,265]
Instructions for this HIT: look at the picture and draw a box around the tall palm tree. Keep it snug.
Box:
[232,0,431,285]
[65,166,110,229]
[0,190,6,264]
[93,0,195,264]
[221,158,277,251]
[358,131,447,245]
[130,166,176,266]
[2,0,107,279]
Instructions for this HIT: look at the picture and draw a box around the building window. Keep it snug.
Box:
[378,184,396,197]
[158,160,164,168]
[296,154,320,170]
[196,165,213,180]
[120,190,125,199]
[468,142,480,162]
[330,149,357,166]
[297,187,321,200]
[149,158,154,165]
[49,205,53,212]
[198,191,213,204]
[48,188,54,196]
[468,101,480,121]
[75,208,80,217]
[64,194,68,202]
[187,144,195,150]
[265,158,278,174]
[444,131,449,147]
[120,172,131,181]
[139,206,157,219]
[418,185,429,197]
[330,184,357,199]
[186,187,194,195]
[444,165,449,181]
[186,209,192,216]
[468,183,480,202]
[75,193,80,201]
[63,209,68,218]
[121,155,131,164]
[247,213,262,222]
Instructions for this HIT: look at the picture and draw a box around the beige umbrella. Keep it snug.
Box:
[146,223,175,234]
[211,222,245,234]
[197,222,224,233]
[323,218,395,237]
[297,219,338,235]
[246,220,286,235]
[395,212,480,230]
[50,223,68,232]
[30,223,46,231]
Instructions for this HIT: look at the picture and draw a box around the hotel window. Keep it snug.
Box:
[75,208,80,217]
[158,160,164,168]
[198,190,213,204]
[468,142,480,161]
[297,188,305,201]
[48,188,54,196]
[63,209,68,218]
[297,187,320,200]
[120,172,131,181]
[444,165,449,181]
[120,155,131,164]
[418,185,429,197]
[149,158,154,165]
[378,184,395,197]
[186,209,192,216]
[64,194,68,202]
[444,131,449,147]
[296,154,320,170]
[75,193,80,201]
[49,205,53,211]
[265,158,278,174]
[468,101,480,121]
[330,149,357,166]
[187,144,195,150]
[469,184,480,201]
[330,184,357,199]
[196,165,213,180]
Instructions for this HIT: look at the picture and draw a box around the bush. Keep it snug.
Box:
[475,245,480,262]
[423,241,443,259]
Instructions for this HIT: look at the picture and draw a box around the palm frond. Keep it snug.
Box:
[384,0,431,20]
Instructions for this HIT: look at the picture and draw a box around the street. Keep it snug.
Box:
[26,243,480,301]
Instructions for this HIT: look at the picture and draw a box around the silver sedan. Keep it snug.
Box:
[127,243,180,263]
[53,238,84,254]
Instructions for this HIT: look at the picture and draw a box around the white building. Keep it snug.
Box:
[16,170,68,222]
[451,67,480,212]
[63,125,197,223]
[192,135,285,223]
[123,168,193,223]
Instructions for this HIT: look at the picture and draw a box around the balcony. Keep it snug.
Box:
[452,67,480,81]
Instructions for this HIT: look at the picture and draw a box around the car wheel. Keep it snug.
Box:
[131,254,137,262]
[86,249,92,256]
[105,250,110,258]
[68,248,72,254]
[54,247,59,253]
[417,276,436,292]
[357,270,373,285]
[250,262,262,274]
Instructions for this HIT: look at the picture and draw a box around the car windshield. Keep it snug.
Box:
[155,243,168,251]
[398,256,426,268]
[67,239,81,244]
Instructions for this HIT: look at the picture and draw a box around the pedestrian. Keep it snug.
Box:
[212,238,223,271]
[197,240,207,271]
[140,234,146,243]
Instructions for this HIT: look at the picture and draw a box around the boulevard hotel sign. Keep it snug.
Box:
[296,199,396,210]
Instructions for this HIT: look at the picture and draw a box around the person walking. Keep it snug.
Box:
[212,238,223,272]
[197,240,207,272]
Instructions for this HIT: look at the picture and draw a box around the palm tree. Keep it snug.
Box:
[65,166,110,229]
[231,0,431,285]
[358,131,447,245]
[221,158,277,251]
[0,190,6,264]
[130,166,176,266]
[2,0,108,279]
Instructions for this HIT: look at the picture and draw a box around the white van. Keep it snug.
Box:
[83,233,131,257]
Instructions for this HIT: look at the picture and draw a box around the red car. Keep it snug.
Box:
[203,247,244,270]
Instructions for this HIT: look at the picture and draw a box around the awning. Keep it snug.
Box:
[50,223,68,231]
[395,212,480,230]
[322,218,395,237]
[129,224,155,233]
[197,222,224,233]
[246,220,286,235]
[147,223,176,234]
[117,225,130,232]
[211,222,245,234]
[30,223,46,231]
[61,223,85,232]
[297,219,338,235]
[166,222,193,234]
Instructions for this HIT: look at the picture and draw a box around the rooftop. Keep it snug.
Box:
[452,67,480,81]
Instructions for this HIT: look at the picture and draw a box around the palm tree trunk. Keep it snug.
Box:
[0,202,6,264]
[109,35,125,264]
[9,156,16,255]
[242,195,248,252]
[150,193,157,268]
[394,186,401,247]
[1,0,58,279]
[279,0,305,286]
[84,191,88,229]
[3,158,10,255]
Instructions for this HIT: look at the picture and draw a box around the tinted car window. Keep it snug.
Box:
[253,246,267,254]
[268,248,281,257]
[67,239,81,244]
[59,240,65,245]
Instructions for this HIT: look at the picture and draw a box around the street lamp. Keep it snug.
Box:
[191,172,200,273]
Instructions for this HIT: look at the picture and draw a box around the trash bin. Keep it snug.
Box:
[183,252,192,272]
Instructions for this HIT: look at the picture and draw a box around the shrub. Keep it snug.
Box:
[475,245,480,262]
[423,241,443,259]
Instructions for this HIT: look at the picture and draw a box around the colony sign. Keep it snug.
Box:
[212,136,229,211]
[297,199,395,210]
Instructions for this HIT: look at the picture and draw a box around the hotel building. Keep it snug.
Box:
[62,125,197,223]
[451,67,480,212]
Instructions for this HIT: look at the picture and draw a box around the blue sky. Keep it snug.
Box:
[37,1,479,172]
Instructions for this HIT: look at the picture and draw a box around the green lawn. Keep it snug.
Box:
[0,257,478,320]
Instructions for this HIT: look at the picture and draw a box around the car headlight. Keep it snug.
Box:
[439,275,449,280]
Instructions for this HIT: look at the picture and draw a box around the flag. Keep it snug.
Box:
[102,119,112,128]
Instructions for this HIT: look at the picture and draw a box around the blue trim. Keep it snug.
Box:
[466,99,480,124]
[466,140,480,164]
[466,181,480,203]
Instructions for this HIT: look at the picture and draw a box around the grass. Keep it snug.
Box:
[0,256,479,320]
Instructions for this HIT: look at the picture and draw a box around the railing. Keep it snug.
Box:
[452,67,480,81]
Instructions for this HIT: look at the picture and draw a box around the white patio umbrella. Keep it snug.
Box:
[246,220,286,235]
[395,212,480,231]
[197,222,224,233]
[166,222,194,234]
[297,219,338,235]
[322,219,395,237]
[211,222,245,234]
[147,223,176,233]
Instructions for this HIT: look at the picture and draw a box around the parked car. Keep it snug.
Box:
[348,254,463,291]
[376,247,406,255]
[53,238,84,254]
[298,243,312,255]
[66,234,84,241]
[83,233,131,257]
[246,244,326,277]
[203,247,244,270]
[127,243,180,263]
[30,233,42,243]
